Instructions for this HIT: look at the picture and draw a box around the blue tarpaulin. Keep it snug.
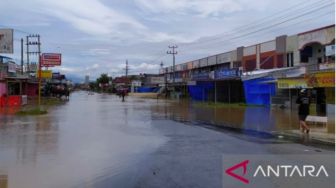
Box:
[136,87,158,93]
[188,81,214,101]
[243,77,276,106]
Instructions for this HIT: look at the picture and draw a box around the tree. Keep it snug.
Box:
[97,74,109,85]
[96,74,111,92]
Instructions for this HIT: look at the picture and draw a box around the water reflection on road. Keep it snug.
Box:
[0,92,167,188]
[0,92,334,188]
[153,99,335,134]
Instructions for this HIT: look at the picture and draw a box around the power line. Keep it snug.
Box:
[178,9,335,56]
[148,0,334,66]
[179,2,334,52]
[180,0,333,48]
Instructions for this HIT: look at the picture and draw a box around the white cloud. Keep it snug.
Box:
[1,0,333,81]
[134,0,264,17]
[34,0,146,36]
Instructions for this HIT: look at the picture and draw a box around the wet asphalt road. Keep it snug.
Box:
[0,92,334,188]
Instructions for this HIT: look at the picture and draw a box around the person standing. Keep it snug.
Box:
[296,89,310,133]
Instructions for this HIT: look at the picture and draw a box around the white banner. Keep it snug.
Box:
[0,29,14,53]
[7,62,16,73]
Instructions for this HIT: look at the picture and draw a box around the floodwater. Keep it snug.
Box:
[152,99,335,134]
[0,92,168,188]
[0,91,334,188]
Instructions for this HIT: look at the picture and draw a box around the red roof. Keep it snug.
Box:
[113,77,130,84]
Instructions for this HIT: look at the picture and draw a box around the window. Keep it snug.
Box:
[287,52,294,67]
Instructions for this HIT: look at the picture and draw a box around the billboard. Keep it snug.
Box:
[41,53,62,66]
[277,78,308,89]
[325,45,335,56]
[306,71,335,88]
[215,68,240,79]
[38,70,52,79]
[150,76,165,84]
[0,29,14,53]
[7,62,16,73]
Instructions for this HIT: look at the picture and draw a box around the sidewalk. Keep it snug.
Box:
[274,128,335,146]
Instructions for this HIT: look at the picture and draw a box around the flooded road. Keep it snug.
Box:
[0,92,334,188]
[0,92,168,188]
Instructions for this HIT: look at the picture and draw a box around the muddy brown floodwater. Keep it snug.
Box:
[152,99,335,134]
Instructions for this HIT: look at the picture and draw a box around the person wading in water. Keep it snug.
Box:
[121,89,126,102]
[296,89,310,133]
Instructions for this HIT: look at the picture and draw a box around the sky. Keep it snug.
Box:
[0,0,335,82]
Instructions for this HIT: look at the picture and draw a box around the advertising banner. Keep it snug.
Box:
[7,62,16,73]
[38,70,52,79]
[277,78,309,89]
[325,45,335,56]
[41,53,62,66]
[192,72,209,80]
[215,68,240,79]
[0,29,14,53]
[306,71,335,88]
[150,76,165,84]
[278,71,335,89]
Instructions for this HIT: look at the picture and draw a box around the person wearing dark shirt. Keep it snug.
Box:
[296,89,310,133]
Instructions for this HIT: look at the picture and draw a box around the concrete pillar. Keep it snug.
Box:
[256,44,261,69]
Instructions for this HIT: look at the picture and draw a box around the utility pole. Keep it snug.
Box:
[26,34,41,74]
[26,34,41,106]
[37,35,41,107]
[21,38,23,74]
[26,36,29,72]
[160,61,164,69]
[160,61,168,98]
[124,59,130,89]
[167,45,178,84]
[125,59,129,78]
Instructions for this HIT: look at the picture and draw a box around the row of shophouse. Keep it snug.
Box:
[0,55,67,107]
[159,25,335,117]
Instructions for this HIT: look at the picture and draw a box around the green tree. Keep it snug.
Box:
[97,74,109,84]
[96,74,110,92]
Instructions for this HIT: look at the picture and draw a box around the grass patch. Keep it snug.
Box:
[41,98,65,106]
[194,102,264,108]
[16,107,48,116]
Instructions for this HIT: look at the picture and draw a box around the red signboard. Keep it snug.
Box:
[41,53,61,67]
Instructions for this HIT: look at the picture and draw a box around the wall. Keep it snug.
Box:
[286,35,301,66]
[298,26,335,50]
[243,45,257,71]
[260,40,276,53]
[26,83,38,96]
[192,60,200,69]
[208,55,216,66]
[0,82,6,96]
[199,58,207,67]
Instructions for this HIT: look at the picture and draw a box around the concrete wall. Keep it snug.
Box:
[286,35,301,66]
[192,60,200,69]
[260,40,276,53]
[244,45,256,56]
[199,58,208,67]
[187,62,193,70]
[216,50,237,68]
[298,26,335,49]
[208,55,216,66]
